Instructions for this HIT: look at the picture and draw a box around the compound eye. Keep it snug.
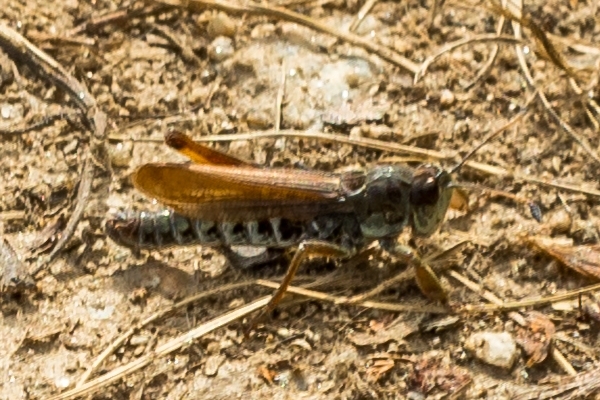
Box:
[410,173,439,206]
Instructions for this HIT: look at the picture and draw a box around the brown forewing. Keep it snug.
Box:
[132,163,353,221]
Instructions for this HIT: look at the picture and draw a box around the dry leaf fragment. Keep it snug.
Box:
[348,319,420,346]
[257,365,276,385]
[516,311,556,367]
[527,236,600,281]
[412,358,472,394]
[450,188,469,212]
[366,356,395,382]
[1,238,34,293]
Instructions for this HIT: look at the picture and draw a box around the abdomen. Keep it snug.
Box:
[105,210,307,251]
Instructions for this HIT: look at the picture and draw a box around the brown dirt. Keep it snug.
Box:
[1,0,600,399]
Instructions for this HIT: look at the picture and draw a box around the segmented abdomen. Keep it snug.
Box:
[106,210,306,250]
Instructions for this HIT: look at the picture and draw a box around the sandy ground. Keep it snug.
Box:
[1,0,600,399]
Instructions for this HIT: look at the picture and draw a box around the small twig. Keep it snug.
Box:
[0,23,105,130]
[414,34,525,83]
[0,110,81,137]
[254,279,450,314]
[48,156,94,260]
[462,281,600,312]
[274,60,286,134]
[26,32,96,47]
[335,267,415,305]
[492,0,577,78]
[465,0,506,89]
[153,0,420,74]
[0,23,108,261]
[448,270,507,308]
[151,24,200,65]
[554,332,600,358]
[203,75,222,110]
[0,210,26,221]
[427,0,442,30]
[502,1,600,165]
[450,268,576,375]
[552,347,578,376]
[68,2,169,36]
[349,0,378,32]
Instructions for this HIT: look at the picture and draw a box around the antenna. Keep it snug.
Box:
[448,108,528,174]
[447,92,536,174]
[443,93,540,221]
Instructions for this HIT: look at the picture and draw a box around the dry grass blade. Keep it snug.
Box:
[122,128,451,159]
[76,282,255,386]
[527,236,600,281]
[49,296,271,400]
[414,34,525,83]
[117,128,600,198]
[449,270,576,375]
[496,0,600,165]
[465,0,507,89]
[0,23,107,261]
[254,279,450,314]
[0,23,107,135]
[68,3,168,36]
[490,0,577,78]
[349,0,378,32]
[48,157,93,260]
[462,281,600,312]
[513,366,600,399]
[153,0,420,74]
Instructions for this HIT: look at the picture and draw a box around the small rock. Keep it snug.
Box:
[465,331,519,369]
[208,36,234,62]
[109,142,133,168]
[0,50,14,88]
[204,354,226,376]
[362,124,393,140]
[277,327,291,338]
[349,126,362,139]
[55,377,71,389]
[250,23,276,39]
[206,12,237,38]
[406,392,425,400]
[199,66,217,84]
[188,85,210,104]
[0,104,10,119]
[440,89,455,107]
[245,108,273,130]
[290,338,312,351]
[551,156,561,173]
[545,208,572,235]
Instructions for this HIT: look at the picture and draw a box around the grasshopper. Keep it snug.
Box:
[107,119,533,324]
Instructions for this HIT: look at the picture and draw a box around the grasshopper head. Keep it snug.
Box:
[409,165,453,237]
